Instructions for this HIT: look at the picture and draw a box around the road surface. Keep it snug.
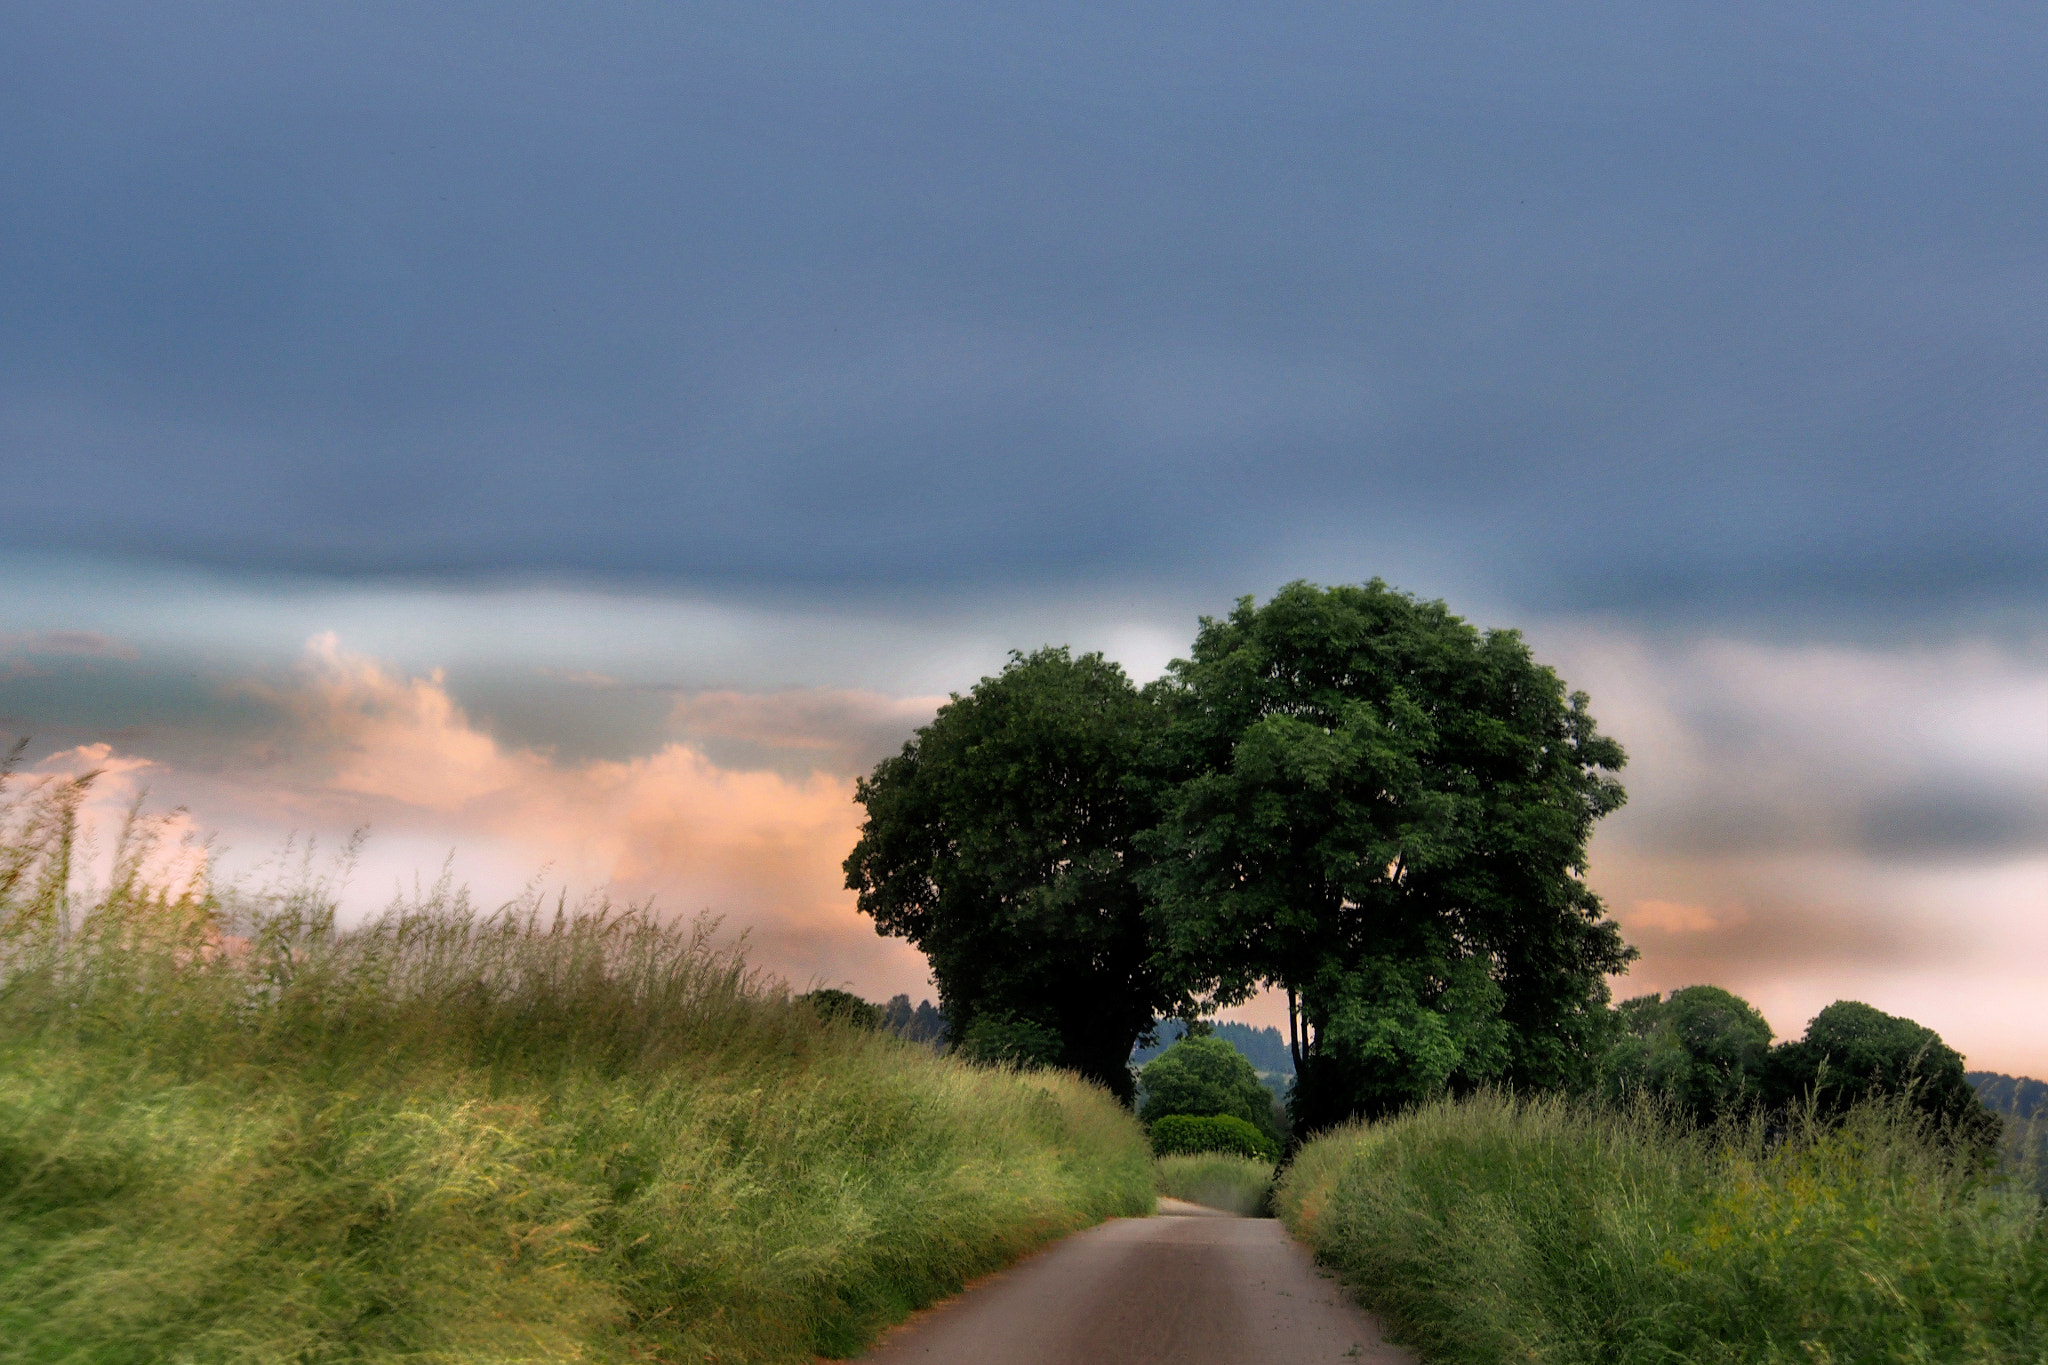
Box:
[857,1198,1418,1364]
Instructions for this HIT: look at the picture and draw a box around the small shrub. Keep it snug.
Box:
[1150,1112,1279,1162]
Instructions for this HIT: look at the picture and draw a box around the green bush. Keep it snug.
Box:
[1275,1090,2047,1365]
[1153,1154,1274,1216]
[1149,1112,1279,1162]
[1138,1035,1280,1138]
[0,773,1154,1363]
[797,986,887,1029]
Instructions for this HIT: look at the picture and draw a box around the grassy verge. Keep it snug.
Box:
[0,779,1152,1363]
[1275,1090,2047,1364]
[1152,1154,1274,1216]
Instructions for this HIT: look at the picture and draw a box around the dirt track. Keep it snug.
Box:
[856,1198,1417,1364]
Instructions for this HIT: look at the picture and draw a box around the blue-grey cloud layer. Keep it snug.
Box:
[6,2,2046,609]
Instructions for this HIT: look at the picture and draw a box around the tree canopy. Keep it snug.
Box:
[843,647,1173,1102]
[1594,988,2001,1149]
[1140,581,1633,1129]
[1603,985,1774,1124]
[1767,1000,1999,1147]
[1137,1035,1280,1139]
[845,583,1634,1126]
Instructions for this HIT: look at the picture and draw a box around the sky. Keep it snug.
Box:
[4,2,2045,1074]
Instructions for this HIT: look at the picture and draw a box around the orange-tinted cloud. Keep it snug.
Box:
[172,635,937,999]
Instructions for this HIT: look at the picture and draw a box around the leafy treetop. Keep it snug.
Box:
[1140,580,1633,1129]
[1603,986,1774,1124]
[1768,1000,2000,1148]
[844,647,1176,1103]
[1138,1035,1281,1139]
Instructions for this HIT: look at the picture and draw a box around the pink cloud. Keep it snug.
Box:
[667,687,943,772]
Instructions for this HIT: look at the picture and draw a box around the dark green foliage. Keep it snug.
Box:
[1149,1113,1280,1163]
[845,648,1176,1102]
[1604,985,1774,1124]
[1140,581,1633,1132]
[955,1010,1065,1067]
[1768,1000,2001,1150]
[799,988,887,1030]
[1138,1035,1280,1139]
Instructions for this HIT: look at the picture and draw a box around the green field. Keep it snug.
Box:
[0,790,1152,1363]
[1276,1090,2047,1365]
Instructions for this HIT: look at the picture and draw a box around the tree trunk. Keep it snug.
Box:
[1287,985,1301,1071]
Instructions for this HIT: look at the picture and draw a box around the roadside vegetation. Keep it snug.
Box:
[1277,1091,2045,1365]
[0,768,1152,1364]
[1138,1033,1285,1141]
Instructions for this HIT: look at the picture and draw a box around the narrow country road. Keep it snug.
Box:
[856,1199,1418,1364]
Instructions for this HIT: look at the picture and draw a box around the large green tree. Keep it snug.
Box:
[1604,985,1775,1124]
[1766,1000,2000,1149]
[1139,581,1634,1130]
[843,648,1174,1102]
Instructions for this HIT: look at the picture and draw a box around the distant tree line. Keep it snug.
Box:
[798,988,947,1045]
[1603,985,2002,1149]
[1132,1020,1293,1077]
[1970,1071,2048,1194]
[1969,1071,2048,1121]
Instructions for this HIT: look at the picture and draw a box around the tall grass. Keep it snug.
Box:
[1275,1090,2047,1364]
[1151,1154,1273,1216]
[0,765,1153,1363]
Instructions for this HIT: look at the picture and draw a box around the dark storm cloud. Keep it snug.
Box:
[1630,782,2048,860]
[1855,789,2048,857]
[5,2,2047,608]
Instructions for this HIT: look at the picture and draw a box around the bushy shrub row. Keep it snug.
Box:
[1277,1090,2046,1365]
[1150,1112,1279,1162]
